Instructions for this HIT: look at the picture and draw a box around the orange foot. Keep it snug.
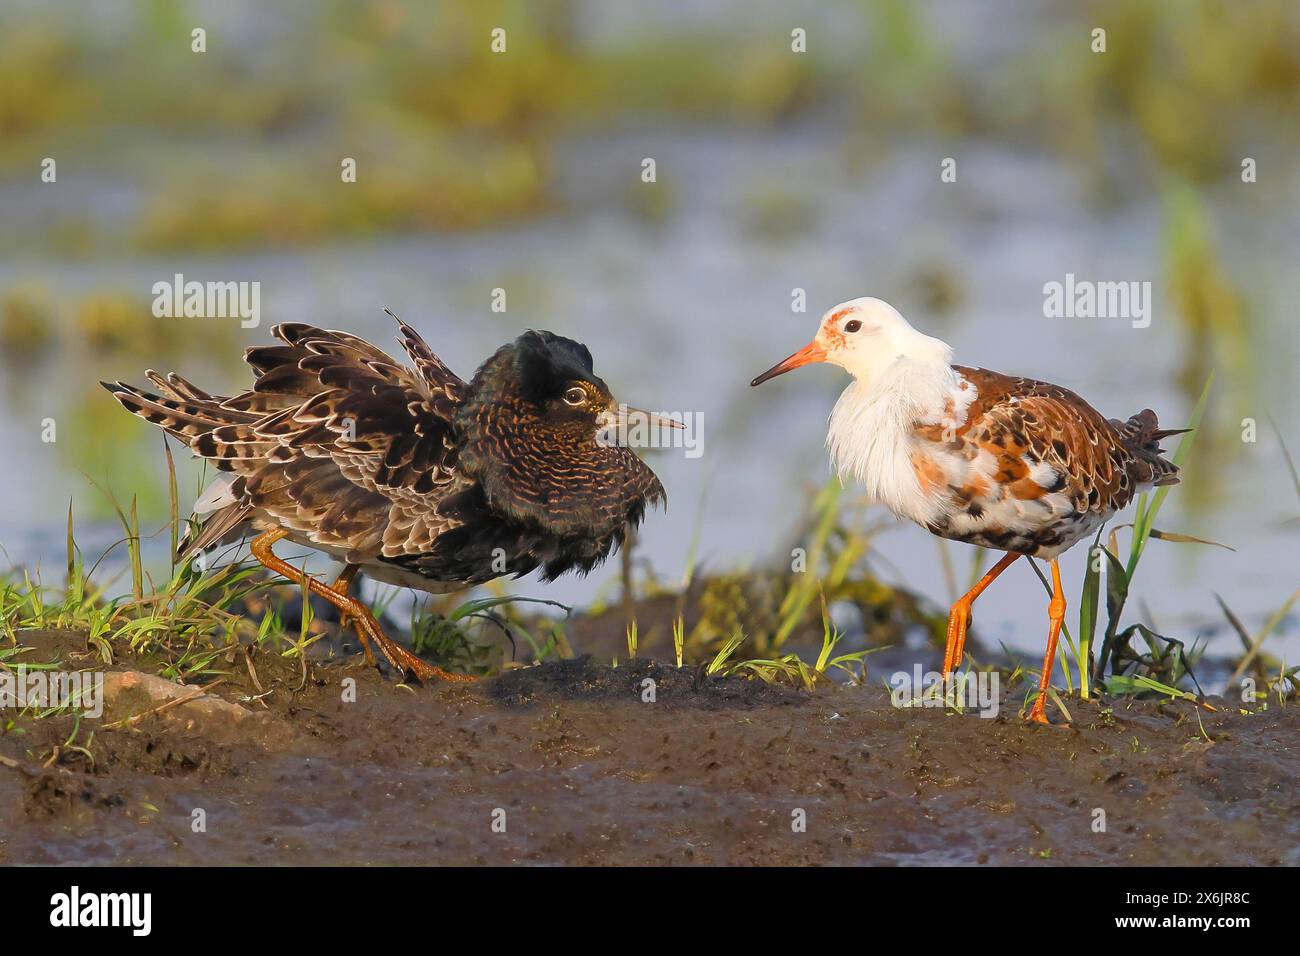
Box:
[941,601,972,677]
[348,602,477,684]
[1025,692,1070,728]
[249,529,476,685]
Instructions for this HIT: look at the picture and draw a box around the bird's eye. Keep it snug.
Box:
[844,319,862,333]
[563,386,587,406]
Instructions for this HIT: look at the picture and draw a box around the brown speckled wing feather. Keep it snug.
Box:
[107,322,472,562]
[952,366,1177,516]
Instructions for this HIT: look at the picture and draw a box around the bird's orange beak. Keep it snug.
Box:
[750,341,827,387]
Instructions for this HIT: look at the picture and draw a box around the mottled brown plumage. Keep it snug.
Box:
[103,316,668,679]
[913,366,1182,557]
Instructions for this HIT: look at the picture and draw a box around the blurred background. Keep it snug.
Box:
[0,0,1297,662]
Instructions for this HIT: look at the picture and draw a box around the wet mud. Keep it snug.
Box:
[1,629,1296,865]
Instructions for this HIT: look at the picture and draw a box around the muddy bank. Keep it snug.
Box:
[1,629,1296,865]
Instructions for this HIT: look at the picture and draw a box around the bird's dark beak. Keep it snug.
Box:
[750,341,827,387]
[597,404,684,448]
[619,406,684,430]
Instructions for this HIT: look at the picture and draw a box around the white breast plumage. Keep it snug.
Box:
[826,357,969,529]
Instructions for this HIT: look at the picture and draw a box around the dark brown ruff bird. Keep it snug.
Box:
[104,314,673,682]
[751,297,1184,724]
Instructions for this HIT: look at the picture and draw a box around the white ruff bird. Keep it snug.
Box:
[751,297,1183,724]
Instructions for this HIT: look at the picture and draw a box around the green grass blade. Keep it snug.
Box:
[1126,372,1213,580]
[1076,535,1103,699]
[448,595,570,622]
[1092,548,1131,685]
[163,436,179,569]
[1228,586,1300,685]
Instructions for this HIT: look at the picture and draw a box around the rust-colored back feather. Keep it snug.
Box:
[954,366,1180,514]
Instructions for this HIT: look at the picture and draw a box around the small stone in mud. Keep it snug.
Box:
[102,671,292,749]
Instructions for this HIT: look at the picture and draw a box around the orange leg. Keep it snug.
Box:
[942,552,1020,677]
[1027,558,1066,725]
[330,563,363,659]
[250,529,474,684]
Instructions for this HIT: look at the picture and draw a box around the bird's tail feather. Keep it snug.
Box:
[1115,409,1183,488]
[103,376,262,562]
[176,503,253,563]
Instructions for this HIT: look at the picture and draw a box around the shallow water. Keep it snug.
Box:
[1,125,1297,663]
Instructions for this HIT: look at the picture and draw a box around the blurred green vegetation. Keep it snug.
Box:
[1,0,1296,533]
[1080,0,1300,179]
[1,284,243,520]
[2,0,1296,253]
[0,0,822,253]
